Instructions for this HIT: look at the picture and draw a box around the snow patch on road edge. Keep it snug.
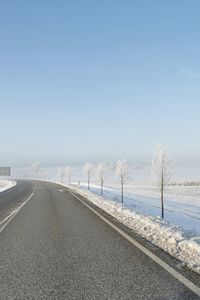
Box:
[0,180,17,193]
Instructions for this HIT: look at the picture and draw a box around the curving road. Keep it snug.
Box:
[0,180,199,299]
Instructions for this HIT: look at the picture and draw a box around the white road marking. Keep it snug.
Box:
[58,189,64,192]
[0,208,19,226]
[0,192,34,233]
[0,185,16,195]
[70,191,200,298]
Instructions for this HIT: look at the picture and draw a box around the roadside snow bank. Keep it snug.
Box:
[0,180,17,193]
[64,184,200,274]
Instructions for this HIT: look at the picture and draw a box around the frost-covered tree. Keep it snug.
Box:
[32,162,41,179]
[151,144,173,219]
[115,159,131,203]
[96,163,106,196]
[83,163,94,190]
[58,167,66,183]
[65,166,72,185]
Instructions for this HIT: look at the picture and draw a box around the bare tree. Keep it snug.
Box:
[151,143,173,219]
[83,163,94,190]
[65,166,72,185]
[96,163,106,196]
[115,159,131,203]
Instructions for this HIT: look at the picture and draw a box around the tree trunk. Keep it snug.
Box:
[161,188,164,219]
[121,182,124,204]
[101,177,103,196]
[88,171,90,190]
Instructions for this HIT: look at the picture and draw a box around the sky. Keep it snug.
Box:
[0,0,200,166]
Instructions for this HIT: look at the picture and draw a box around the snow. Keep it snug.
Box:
[0,180,17,193]
[59,183,200,275]
[78,183,200,236]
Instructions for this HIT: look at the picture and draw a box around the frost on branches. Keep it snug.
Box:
[115,159,131,203]
[95,163,106,196]
[151,144,173,218]
[83,163,94,191]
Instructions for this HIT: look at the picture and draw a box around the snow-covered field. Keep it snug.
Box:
[62,183,200,275]
[77,183,200,236]
[0,180,17,193]
[12,163,200,236]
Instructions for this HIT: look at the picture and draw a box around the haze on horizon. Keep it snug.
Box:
[1,1,200,166]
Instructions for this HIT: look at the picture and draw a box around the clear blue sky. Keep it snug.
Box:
[0,0,200,166]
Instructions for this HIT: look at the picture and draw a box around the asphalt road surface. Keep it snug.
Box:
[0,180,199,299]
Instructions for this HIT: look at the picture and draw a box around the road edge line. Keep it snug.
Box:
[70,190,200,298]
[0,192,34,233]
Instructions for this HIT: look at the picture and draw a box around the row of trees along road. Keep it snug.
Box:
[57,144,173,219]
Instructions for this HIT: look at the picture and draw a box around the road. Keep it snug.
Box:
[0,180,199,299]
